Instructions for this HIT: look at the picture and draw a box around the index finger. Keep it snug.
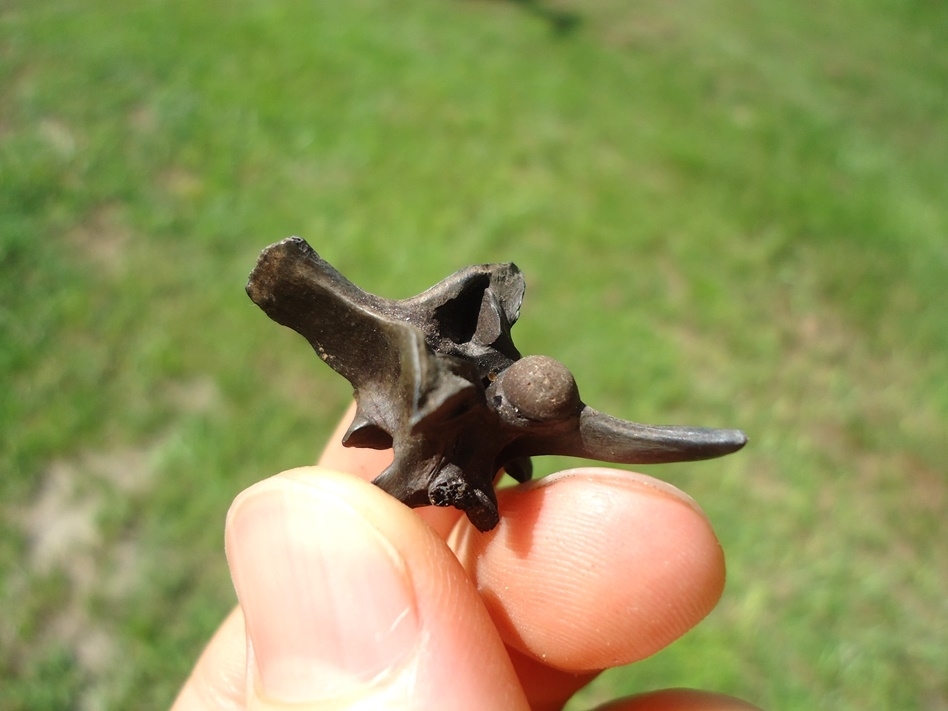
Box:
[450,468,726,671]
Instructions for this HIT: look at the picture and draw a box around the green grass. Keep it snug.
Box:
[2,0,946,708]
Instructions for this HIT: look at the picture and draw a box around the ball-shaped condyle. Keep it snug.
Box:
[501,355,581,422]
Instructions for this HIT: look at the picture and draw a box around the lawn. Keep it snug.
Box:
[1,0,946,708]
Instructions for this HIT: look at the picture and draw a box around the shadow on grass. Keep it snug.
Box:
[475,0,583,36]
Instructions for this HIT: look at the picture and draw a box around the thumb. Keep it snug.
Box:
[226,467,528,711]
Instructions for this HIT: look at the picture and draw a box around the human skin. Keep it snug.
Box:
[171,404,761,711]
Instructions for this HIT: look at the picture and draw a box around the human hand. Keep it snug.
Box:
[172,404,761,710]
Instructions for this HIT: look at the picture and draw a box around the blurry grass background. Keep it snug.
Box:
[2,0,946,708]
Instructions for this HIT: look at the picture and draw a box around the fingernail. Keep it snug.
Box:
[227,482,420,702]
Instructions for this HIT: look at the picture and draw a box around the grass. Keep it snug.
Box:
[2,0,946,708]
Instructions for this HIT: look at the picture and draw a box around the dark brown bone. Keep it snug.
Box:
[247,237,746,531]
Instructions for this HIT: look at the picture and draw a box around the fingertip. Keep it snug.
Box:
[227,467,529,710]
[227,472,424,703]
[453,468,726,671]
